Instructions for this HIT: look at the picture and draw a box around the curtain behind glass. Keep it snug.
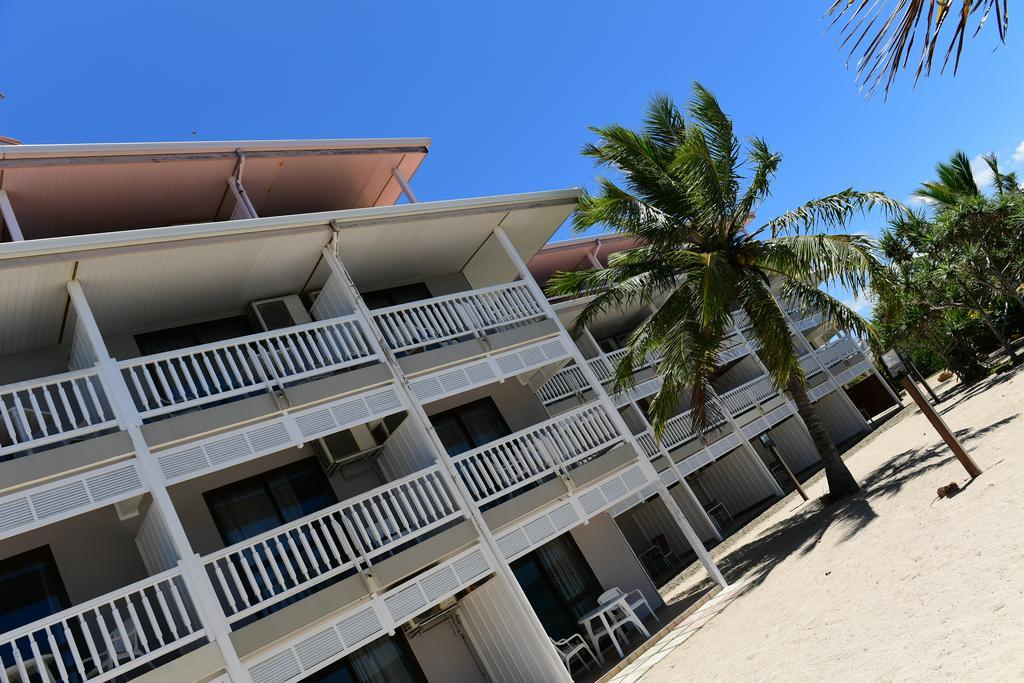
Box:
[348,637,420,683]
[535,536,600,621]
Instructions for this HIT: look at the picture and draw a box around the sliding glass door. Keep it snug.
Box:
[511,534,603,640]
[308,634,425,682]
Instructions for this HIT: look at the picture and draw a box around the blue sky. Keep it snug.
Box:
[3,1,1023,312]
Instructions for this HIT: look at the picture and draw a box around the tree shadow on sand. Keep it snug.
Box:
[667,413,1018,606]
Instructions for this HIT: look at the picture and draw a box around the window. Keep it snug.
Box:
[512,535,603,640]
[135,315,255,356]
[0,546,69,635]
[361,283,432,311]
[205,459,337,545]
[306,635,425,683]
[429,398,510,456]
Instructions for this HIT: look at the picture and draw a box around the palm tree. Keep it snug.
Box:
[825,0,1009,98]
[547,85,901,499]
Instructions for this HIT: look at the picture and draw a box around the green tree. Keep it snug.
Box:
[547,84,900,500]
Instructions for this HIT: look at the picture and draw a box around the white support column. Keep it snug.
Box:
[391,167,419,203]
[493,225,728,588]
[780,304,870,433]
[0,189,25,241]
[66,281,248,683]
[320,243,571,683]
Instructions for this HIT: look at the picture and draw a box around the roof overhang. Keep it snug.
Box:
[0,138,430,240]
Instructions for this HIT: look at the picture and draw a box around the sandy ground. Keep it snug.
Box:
[644,367,1024,681]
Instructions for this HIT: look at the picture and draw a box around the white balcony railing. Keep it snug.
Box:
[204,465,460,621]
[798,352,820,376]
[452,403,623,506]
[370,282,546,354]
[536,364,590,405]
[0,568,204,683]
[119,315,377,419]
[717,375,778,416]
[0,368,117,458]
[816,337,859,368]
[716,335,748,364]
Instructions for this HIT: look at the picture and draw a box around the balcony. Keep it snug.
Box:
[203,465,463,623]
[452,403,625,510]
[716,375,779,417]
[120,315,379,421]
[0,369,118,462]
[815,336,860,369]
[371,282,546,356]
[1,569,204,683]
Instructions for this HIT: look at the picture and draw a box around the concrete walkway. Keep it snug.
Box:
[602,579,750,683]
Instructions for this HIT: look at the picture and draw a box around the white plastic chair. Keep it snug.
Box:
[551,634,598,674]
[598,587,658,623]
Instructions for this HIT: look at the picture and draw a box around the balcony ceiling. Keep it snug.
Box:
[0,138,429,240]
[528,233,641,291]
[0,190,578,356]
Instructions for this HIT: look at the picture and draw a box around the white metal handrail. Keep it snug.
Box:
[119,315,377,418]
[717,375,778,416]
[798,353,821,376]
[0,367,117,458]
[451,403,622,505]
[816,337,859,368]
[537,364,590,405]
[0,568,204,683]
[370,282,546,353]
[203,465,460,620]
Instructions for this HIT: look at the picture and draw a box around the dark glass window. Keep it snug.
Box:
[135,315,255,356]
[512,535,603,640]
[361,283,432,311]
[307,634,425,683]
[430,398,510,456]
[205,459,337,545]
[0,546,69,634]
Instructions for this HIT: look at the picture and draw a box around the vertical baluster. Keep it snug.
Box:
[166,578,196,634]
[260,541,289,595]
[137,590,165,648]
[386,487,413,531]
[10,392,33,441]
[175,357,200,400]
[28,632,54,683]
[77,613,104,675]
[11,639,31,683]
[271,537,301,586]
[220,346,247,388]
[164,358,189,402]
[55,382,79,430]
[306,519,332,570]
[293,527,321,575]
[152,584,180,641]
[315,518,343,565]
[211,562,238,615]
[0,398,19,446]
[235,549,263,603]
[123,595,150,656]
[93,609,120,671]
[61,620,89,680]
[454,459,484,501]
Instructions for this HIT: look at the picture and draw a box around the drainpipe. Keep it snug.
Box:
[229,149,258,219]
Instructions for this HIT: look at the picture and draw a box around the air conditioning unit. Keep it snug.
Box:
[313,419,393,476]
[249,295,313,332]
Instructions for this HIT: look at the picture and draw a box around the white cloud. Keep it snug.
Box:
[970,154,994,190]
[1012,140,1024,165]
[906,194,935,207]
[842,288,875,316]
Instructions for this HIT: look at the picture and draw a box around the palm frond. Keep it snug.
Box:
[764,189,903,237]
[825,0,1009,98]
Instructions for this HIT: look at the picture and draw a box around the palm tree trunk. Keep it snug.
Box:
[974,306,1019,366]
[787,376,861,499]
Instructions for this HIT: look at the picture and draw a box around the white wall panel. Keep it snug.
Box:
[459,577,565,683]
[377,416,436,480]
[310,271,354,320]
[815,391,865,446]
[135,503,179,574]
[766,416,820,473]
[692,446,777,516]
[571,512,662,610]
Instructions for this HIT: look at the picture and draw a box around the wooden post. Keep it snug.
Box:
[900,376,982,478]
[769,443,809,501]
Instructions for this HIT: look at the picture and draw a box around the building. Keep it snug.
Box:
[0,137,897,683]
